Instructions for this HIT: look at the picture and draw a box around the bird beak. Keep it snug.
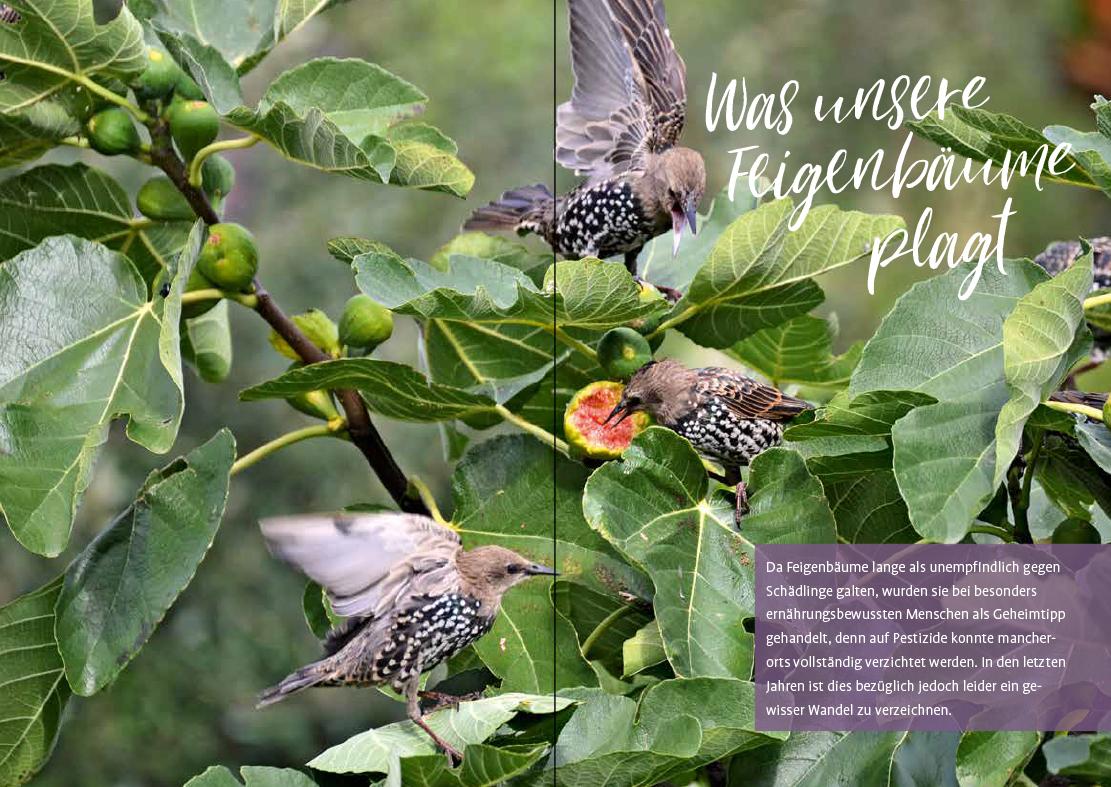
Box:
[527,563,559,576]
[671,208,685,257]
[685,203,699,236]
[603,400,630,426]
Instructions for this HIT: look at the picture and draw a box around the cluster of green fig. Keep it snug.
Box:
[267,296,395,423]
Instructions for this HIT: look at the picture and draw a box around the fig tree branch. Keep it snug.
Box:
[148,120,428,515]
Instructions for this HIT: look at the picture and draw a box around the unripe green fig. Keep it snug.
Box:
[200,154,235,206]
[168,99,218,161]
[197,223,258,292]
[1051,518,1101,544]
[598,327,653,380]
[284,364,342,422]
[1103,396,1111,433]
[86,108,140,156]
[269,310,341,360]
[338,294,394,350]
[134,48,182,101]
[137,176,195,221]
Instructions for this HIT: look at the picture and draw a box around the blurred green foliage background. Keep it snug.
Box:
[1,1,1106,785]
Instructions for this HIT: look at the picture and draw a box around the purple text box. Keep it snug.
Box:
[755,544,1111,731]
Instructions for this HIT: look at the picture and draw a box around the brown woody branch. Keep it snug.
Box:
[148,119,426,515]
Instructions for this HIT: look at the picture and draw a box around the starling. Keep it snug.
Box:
[465,0,705,297]
[1034,236,1111,368]
[256,512,556,760]
[605,359,813,524]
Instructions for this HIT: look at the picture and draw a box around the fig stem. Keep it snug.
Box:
[60,136,88,149]
[495,404,571,457]
[1044,399,1104,422]
[408,476,453,529]
[231,421,346,476]
[553,327,598,362]
[75,74,150,123]
[1084,292,1111,310]
[581,603,636,659]
[180,288,258,308]
[187,134,260,187]
[968,524,1014,542]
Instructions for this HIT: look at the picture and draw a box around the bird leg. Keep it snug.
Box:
[624,249,639,277]
[625,249,683,302]
[406,676,462,763]
[419,689,484,713]
[725,466,748,529]
[734,481,749,528]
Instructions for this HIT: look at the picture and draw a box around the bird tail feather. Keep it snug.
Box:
[257,661,331,708]
[464,183,554,234]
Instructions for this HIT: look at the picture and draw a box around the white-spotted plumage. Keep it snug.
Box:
[554,179,656,259]
[673,400,785,468]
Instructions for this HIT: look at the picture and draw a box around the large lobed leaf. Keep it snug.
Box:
[994,251,1092,481]
[0,0,145,114]
[851,260,1047,542]
[636,186,758,294]
[451,436,645,693]
[54,429,235,695]
[729,314,862,389]
[239,358,497,423]
[907,104,1111,195]
[742,731,968,786]
[0,231,198,555]
[184,765,319,786]
[548,679,784,786]
[584,430,832,681]
[0,100,79,169]
[355,247,661,331]
[0,578,69,786]
[222,58,472,196]
[662,198,903,348]
[0,163,192,283]
[133,0,348,75]
[354,244,661,403]
[308,693,571,775]
[785,390,933,544]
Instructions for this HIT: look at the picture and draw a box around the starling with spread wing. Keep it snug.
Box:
[465,0,705,297]
[605,359,813,524]
[256,512,556,761]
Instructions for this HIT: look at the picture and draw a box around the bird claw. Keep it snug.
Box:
[441,741,464,764]
[633,276,683,303]
[419,689,483,713]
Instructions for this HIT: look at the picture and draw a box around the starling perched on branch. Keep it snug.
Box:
[256,512,556,760]
[606,359,813,524]
[465,0,705,297]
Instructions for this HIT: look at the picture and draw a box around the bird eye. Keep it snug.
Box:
[506,563,522,574]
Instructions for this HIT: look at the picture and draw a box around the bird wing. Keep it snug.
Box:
[698,367,813,422]
[259,512,462,620]
[558,0,687,179]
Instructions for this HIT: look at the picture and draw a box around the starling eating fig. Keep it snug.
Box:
[607,359,813,525]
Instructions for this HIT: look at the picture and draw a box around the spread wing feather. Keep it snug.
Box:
[558,0,686,180]
[697,367,813,422]
[259,513,461,620]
